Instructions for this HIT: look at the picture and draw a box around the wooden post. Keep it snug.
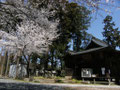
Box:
[108,78,111,85]
[93,78,96,84]
[82,78,84,82]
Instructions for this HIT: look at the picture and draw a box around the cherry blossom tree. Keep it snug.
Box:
[0,0,59,50]
[0,20,59,55]
[0,20,59,77]
[0,0,59,77]
[0,0,59,54]
[0,0,57,32]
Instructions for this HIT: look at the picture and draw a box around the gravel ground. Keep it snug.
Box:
[0,79,120,90]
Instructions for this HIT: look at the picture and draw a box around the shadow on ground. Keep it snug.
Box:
[0,82,120,90]
[0,82,71,90]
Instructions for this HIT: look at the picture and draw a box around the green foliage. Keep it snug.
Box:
[63,3,91,51]
[48,2,91,72]
[103,15,120,49]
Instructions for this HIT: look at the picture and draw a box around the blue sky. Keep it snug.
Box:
[87,2,120,40]
[69,0,120,40]
[68,0,120,50]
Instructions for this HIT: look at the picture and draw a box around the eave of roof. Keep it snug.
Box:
[69,46,108,56]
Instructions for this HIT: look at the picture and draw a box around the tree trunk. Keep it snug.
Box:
[1,51,7,76]
[0,58,3,76]
[51,51,54,70]
[44,54,48,70]
[27,62,30,77]
[0,53,2,76]
[27,56,31,78]
[61,60,63,70]
[16,56,20,78]
[54,57,57,71]
[61,59,64,71]
[5,53,10,76]
[0,48,3,76]
[15,51,21,79]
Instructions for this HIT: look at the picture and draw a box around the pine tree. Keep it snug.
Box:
[62,3,91,51]
[48,2,91,73]
[103,15,120,49]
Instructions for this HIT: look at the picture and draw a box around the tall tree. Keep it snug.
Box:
[0,0,59,77]
[63,3,91,51]
[103,15,120,49]
[48,2,91,73]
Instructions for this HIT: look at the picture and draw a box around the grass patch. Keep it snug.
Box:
[34,76,45,79]
[14,79,29,83]
[55,76,63,79]
[34,80,40,83]
[72,79,82,83]
[55,79,64,83]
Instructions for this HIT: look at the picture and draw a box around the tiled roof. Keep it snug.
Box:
[69,35,109,55]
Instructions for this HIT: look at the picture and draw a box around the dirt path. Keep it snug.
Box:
[0,79,120,90]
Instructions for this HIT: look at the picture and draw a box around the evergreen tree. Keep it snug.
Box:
[63,3,91,51]
[103,15,120,49]
[48,2,91,73]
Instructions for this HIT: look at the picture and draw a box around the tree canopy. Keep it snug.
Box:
[103,15,120,49]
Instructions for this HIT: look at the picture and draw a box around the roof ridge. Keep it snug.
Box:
[91,36,108,47]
